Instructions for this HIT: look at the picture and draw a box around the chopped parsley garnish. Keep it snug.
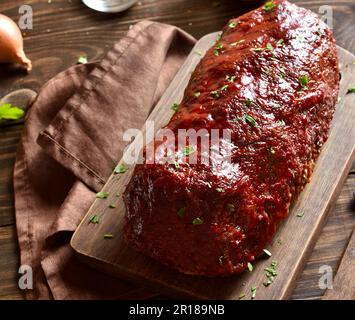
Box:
[216,187,225,193]
[114,164,128,174]
[251,286,257,299]
[250,47,264,52]
[89,215,100,224]
[192,217,204,225]
[210,85,228,98]
[299,75,309,88]
[263,249,272,257]
[215,42,224,50]
[96,191,109,199]
[0,103,24,121]
[296,35,305,43]
[316,28,325,36]
[167,149,174,157]
[226,203,235,213]
[247,262,253,272]
[171,103,179,112]
[245,114,257,127]
[230,39,245,47]
[211,90,219,98]
[279,72,286,79]
[263,1,276,12]
[116,193,120,197]
[245,98,252,108]
[214,42,224,57]
[173,160,181,170]
[104,233,113,239]
[77,55,88,64]
[177,207,186,217]
[109,204,116,209]
[194,50,202,56]
[229,21,236,29]
[226,75,236,83]
[194,92,201,98]
[297,212,304,218]
[238,293,246,300]
[216,33,222,42]
[277,39,284,46]
[263,261,278,287]
[266,43,274,51]
[347,85,355,94]
[183,145,195,156]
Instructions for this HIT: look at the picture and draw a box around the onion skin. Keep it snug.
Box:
[0,14,32,71]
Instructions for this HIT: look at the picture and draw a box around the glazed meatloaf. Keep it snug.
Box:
[123,0,339,276]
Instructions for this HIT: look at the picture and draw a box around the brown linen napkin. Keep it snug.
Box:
[14,21,196,299]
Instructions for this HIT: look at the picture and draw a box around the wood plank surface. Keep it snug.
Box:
[0,0,354,98]
[71,36,355,300]
[292,176,355,299]
[0,225,23,300]
[0,125,24,226]
[0,0,354,300]
[322,230,354,300]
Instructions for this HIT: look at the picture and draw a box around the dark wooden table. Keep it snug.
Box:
[0,0,354,300]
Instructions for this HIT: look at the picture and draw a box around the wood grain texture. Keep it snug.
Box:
[322,230,354,300]
[0,125,24,227]
[0,0,354,98]
[0,225,23,300]
[292,175,355,299]
[71,35,355,299]
[0,0,354,300]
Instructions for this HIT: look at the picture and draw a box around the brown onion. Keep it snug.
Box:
[0,14,32,71]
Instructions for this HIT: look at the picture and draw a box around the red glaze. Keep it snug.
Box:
[123,0,339,276]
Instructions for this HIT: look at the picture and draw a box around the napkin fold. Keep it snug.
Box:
[14,21,196,299]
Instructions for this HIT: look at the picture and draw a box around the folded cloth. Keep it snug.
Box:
[14,21,196,299]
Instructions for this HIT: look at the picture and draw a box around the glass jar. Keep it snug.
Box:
[81,0,138,13]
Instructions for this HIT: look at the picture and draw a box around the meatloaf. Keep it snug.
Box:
[123,0,340,276]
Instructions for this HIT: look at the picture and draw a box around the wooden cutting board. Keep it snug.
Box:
[71,32,355,300]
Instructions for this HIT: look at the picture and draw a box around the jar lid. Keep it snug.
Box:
[81,0,138,13]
